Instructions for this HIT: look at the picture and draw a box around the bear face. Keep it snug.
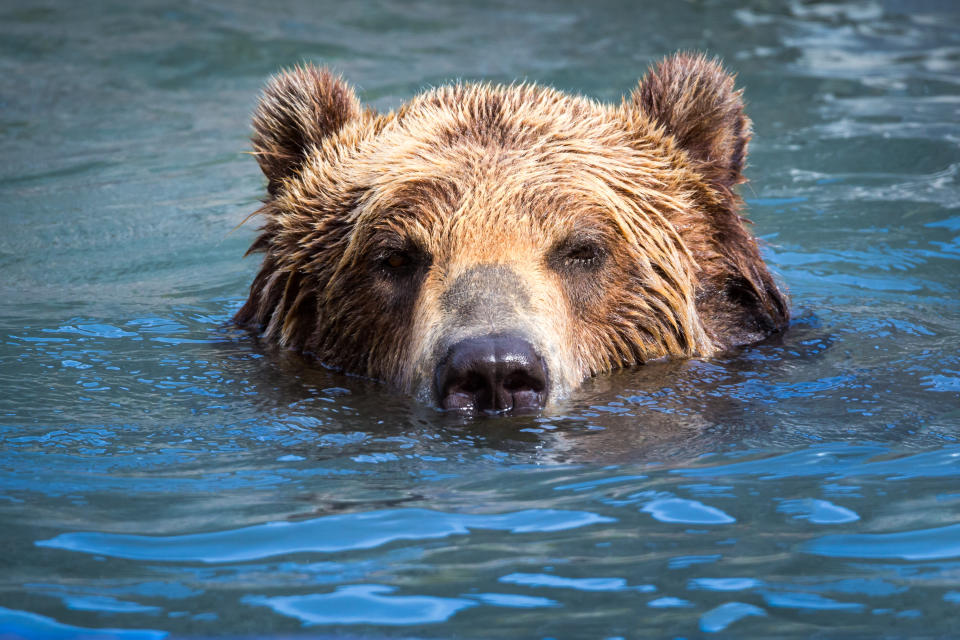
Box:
[235,53,789,413]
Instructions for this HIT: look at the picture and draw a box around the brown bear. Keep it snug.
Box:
[235,53,789,413]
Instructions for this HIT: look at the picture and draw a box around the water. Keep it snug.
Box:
[1,0,959,637]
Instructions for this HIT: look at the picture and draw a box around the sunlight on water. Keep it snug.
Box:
[1,0,959,637]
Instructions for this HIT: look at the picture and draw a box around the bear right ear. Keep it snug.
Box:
[252,65,362,195]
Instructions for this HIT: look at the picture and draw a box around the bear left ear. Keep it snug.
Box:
[631,53,751,194]
[252,65,362,196]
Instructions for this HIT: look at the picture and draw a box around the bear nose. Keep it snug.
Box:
[436,334,548,413]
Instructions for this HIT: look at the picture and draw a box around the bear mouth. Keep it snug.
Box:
[434,333,548,414]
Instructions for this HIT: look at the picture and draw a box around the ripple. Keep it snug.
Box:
[699,602,766,633]
[470,593,559,608]
[36,507,615,563]
[647,596,693,608]
[669,554,722,570]
[0,605,166,639]
[641,498,735,524]
[60,594,161,614]
[763,591,864,612]
[244,585,475,626]
[689,578,763,591]
[498,573,654,593]
[49,323,138,339]
[553,474,648,492]
[801,523,960,560]
[674,445,960,480]
[777,498,860,524]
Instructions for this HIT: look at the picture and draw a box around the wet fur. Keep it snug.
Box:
[235,54,789,404]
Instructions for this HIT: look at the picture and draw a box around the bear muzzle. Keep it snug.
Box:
[435,333,548,413]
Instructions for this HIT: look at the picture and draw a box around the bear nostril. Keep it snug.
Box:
[436,334,548,413]
[458,372,488,395]
[502,370,544,394]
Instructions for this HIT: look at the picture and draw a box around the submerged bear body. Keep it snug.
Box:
[236,54,789,412]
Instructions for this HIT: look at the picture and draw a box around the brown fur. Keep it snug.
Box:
[235,53,789,406]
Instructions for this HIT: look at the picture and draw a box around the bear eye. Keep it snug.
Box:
[375,246,430,278]
[563,243,600,266]
[386,252,409,269]
[551,238,606,272]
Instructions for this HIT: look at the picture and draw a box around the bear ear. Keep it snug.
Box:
[252,65,362,195]
[631,53,751,193]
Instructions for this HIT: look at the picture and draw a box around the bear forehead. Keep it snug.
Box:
[330,85,686,229]
[361,84,671,172]
[398,83,616,142]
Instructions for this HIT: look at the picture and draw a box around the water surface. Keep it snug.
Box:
[2,0,959,637]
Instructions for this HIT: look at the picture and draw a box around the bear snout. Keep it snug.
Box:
[435,333,548,413]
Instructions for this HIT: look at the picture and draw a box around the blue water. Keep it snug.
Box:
[2,0,959,638]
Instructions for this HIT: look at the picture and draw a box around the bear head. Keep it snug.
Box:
[235,53,789,413]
